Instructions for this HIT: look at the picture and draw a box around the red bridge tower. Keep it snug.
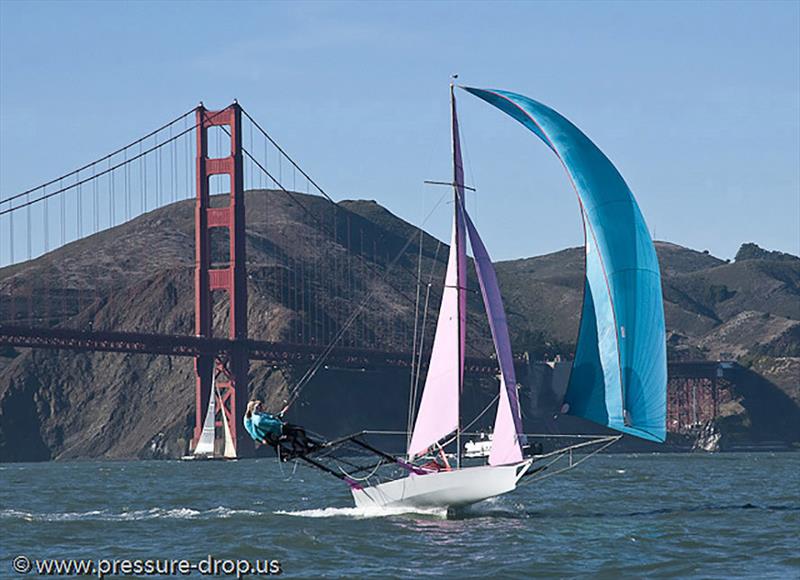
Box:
[193,103,252,457]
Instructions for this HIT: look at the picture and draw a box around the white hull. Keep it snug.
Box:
[351,459,532,509]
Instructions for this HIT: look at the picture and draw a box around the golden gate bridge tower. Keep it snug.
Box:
[193,103,250,455]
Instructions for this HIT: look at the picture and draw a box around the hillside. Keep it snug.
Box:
[0,191,798,460]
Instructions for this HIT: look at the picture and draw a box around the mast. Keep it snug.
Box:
[451,81,463,470]
[406,82,468,464]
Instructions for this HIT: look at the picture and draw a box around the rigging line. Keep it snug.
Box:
[281,191,450,412]
[409,285,430,436]
[409,239,442,440]
[284,194,446,405]
[461,392,501,434]
[361,430,609,439]
[455,104,479,218]
[1,106,197,206]
[335,458,386,482]
[406,228,424,449]
[435,392,501,452]
[520,436,620,486]
[0,107,230,216]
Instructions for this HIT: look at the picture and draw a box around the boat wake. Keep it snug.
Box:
[275,505,448,519]
[0,506,260,522]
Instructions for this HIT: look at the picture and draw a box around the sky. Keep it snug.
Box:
[1,0,798,262]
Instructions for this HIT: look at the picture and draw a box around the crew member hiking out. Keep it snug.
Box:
[243,400,319,460]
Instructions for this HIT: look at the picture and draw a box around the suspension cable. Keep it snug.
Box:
[214,113,423,312]
[0,108,230,216]
[241,108,334,204]
[233,109,436,316]
[0,106,198,206]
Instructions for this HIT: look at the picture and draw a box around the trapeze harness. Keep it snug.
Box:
[243,412,320,461]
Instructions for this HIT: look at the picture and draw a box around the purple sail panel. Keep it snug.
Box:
[407,210,466,459]
[463,210,524,465]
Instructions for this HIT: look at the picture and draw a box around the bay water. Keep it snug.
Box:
[2,453,798,578]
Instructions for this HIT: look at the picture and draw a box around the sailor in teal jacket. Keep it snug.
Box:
[244,400,284,445]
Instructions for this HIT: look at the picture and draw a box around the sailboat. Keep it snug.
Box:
[284,84,666,511]
[350,84,532,508]
[184,370,237,460]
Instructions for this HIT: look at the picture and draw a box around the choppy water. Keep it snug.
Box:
[2,453,798,578]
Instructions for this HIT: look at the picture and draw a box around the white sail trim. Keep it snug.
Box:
[221,400,236,459]
[194,385,216,456]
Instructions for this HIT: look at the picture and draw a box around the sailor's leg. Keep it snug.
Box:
[285,424,320,450]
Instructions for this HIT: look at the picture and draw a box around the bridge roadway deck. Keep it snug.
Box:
[0,325,504,375]
[0,325,734,379]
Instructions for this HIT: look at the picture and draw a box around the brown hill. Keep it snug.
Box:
[0,191,798,460]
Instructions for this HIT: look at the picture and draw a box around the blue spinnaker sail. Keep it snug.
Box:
[463,87,667,442]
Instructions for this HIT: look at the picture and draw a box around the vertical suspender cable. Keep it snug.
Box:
[62,181,67,322]
[106,158,112,228]
[77,177,83,322]
[124,149,130,220]
[24,193,30,324]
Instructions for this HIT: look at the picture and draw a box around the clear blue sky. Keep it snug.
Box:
[1,0,798,261]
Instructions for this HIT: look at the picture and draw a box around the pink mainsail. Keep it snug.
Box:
[463,210,524,465]
[407,208,466,459]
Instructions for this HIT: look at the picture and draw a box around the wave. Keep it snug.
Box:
[448,502,800,520]
[275,505,448,519]
[0,506,260,522]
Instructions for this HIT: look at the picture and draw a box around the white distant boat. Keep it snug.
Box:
[463,433,493,459]
[182,370,236,461]
[282,82,668,511]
